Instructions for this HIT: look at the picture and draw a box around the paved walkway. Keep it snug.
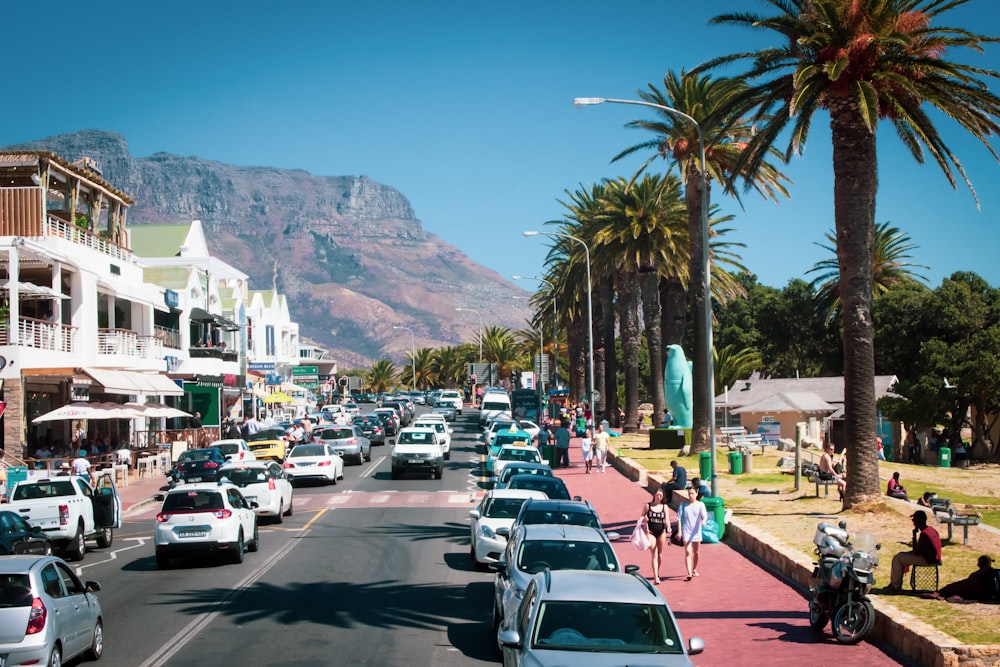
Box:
[552,453,911,666]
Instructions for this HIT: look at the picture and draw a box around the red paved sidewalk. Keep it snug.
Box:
[116,469,168,515]
[553,449,910,666]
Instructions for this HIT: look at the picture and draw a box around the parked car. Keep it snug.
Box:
[210,438,256,462]
[494,462,554,490]
[0,555,104,665]
[246,427,289,461]
[498,570,704,665]
[0,510,52,555]
[314,426,371,465]
[173,447,228,484]
[352,414,386,445]
[218,460,294,523]
[154,482,260,569]
[504,498,606,537]
[469,489,547,570]
[283,443,345,485]
[492,442,546,478]
[504,474,572,500]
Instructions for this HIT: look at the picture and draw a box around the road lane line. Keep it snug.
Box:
[139,524,312,667]
[77,537,148,571]
[359,455,386,478]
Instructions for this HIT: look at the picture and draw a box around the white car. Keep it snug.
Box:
[283,443,345,485]
[492,444,545,479]
[438,390,463,414]
[210,438,257,462]
[469,489,547,570]
[154,482,259,569]
[483,418,520,446]
[412,418,452,460]
[517,419,540,441]
[219,460,294,523]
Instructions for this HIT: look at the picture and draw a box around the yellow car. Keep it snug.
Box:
[246,427,289,461]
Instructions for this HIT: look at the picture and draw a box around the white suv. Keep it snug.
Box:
[154,482,259,569]
[438,390,463,415]
[412,417,452,460]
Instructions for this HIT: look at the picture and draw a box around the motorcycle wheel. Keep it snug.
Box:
[832,598,875,645]
[808,599,829,631]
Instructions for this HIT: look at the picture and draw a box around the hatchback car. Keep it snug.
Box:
[352,414,386,445]
[210,438,256,462]
[283,443,345,485]
[469,489,547,570]
[218,460,294,523]
[313,426,371,465]
[246,427,289,461]
[373,409,400,437]
[0,511,53,556]
[173,447,228,484]
[154,482,259,569]
[0,555,104,666]
[498,570,704,665]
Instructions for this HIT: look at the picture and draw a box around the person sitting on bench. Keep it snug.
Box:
[661,460,687,500]
[818,443,846,501]
[885,510,942,593]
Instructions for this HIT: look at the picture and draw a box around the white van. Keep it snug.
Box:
[479,391,512,427]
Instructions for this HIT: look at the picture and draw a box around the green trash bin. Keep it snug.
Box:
[699,451,712,480]
[938,446,951,468]
[702,496,726,540]
[542,444,555,466]
[727,450,743,475]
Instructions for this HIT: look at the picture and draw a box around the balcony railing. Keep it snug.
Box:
[0,317,76,353]
[154,325,182,350]
[98,328,163,359]
[44,216,132,262]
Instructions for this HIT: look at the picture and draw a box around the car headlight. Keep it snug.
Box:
[479,524,497,539]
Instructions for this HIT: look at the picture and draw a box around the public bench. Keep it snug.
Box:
[719,426,746,442]
[731,433,764,455]
[806,473,837,498]
[929,497,981,545]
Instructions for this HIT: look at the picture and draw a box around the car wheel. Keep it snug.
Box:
[284,499,293,517]
[444,451,451,461]
[43,542,53,556]
[47,643,61,667]
[434,467,443,480]
[86,619,104,660]
[248,521,260,552]
[156,554,171,570]
[356,452,365,465]
[67,523,86,561]
[96,527,113,549]
[231,530,245,564]
[365,448,372,461]
[275,502,284,524]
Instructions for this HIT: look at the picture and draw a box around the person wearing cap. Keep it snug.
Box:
[886,509,942,592]
[927,555,998,601]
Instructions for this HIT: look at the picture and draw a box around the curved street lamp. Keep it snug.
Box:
[392,324,416,391]
[573,96,717,496]
[522,230,595,418]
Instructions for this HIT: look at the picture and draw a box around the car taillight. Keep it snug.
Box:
[318,460,332,467]
[59,504,69,526]
[283,462,295,468]
[205,461,219,469]
[347,438,358,444]
[268,478,276,490]
[213,509,232,519]
[156,512,174,522]
[26,597,47,634]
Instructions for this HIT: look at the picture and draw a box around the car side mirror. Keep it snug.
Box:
[85,581,102,593]
[624,564,640,574]
[605,531,621,541]
[688,637,706,655]
[154,493,165,502]
[496,527,510,539]
[572,495,582,502]
[469,509,481,520]
[541,459,549,466]
[249,501,259,509]
[497,630,522,649]
[492,560,508,575]
[30,525,44,535]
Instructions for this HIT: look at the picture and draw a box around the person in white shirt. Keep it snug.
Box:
[72,454,92,483]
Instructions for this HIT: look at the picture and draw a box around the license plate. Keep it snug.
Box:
[300,462,315,467]
[408,458,423,464]
[179,530,208,538]
[187,476,202,482]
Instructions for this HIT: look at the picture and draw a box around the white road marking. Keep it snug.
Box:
[360,456,387,478]
[76,537,148,571]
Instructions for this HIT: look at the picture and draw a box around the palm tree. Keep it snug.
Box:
[701,0,1000,506]
[481,326,522,386]
[367,359,397,395]
[808,221,930,323]
[407,347,437,390]
[432,346,466,389]
[611,70,790,452]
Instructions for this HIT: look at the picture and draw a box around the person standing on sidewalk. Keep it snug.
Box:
[580,428,594,473]
[640,488,670,584]
[592,423,611,473]
[679,486,708,581]
[553,420,571,468]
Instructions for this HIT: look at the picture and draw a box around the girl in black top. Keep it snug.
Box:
[640,488,670,584]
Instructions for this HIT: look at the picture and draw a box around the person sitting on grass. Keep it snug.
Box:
[917,491,935,507]
[886,471,910,501]
[926,555,998,602]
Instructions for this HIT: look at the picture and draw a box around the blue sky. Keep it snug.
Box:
[3,0,999,295]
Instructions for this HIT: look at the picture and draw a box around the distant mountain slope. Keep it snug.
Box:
[3,130,530,367]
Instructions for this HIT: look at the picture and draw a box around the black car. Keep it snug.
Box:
[0,510,53,555]
[504,474,572,500]
[383,401,411,426]
[352,414,386,445]
[513,498,602,530]
[173,447,228,484]
[374,409,400,437]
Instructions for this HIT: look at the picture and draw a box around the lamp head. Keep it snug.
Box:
[511,275,523,280]
[522,231,539,237]
[573,97,606,107]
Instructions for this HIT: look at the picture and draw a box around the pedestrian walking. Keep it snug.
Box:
[553,420,571,468]
[679,486,708,581]
[580,428,594,473]
[640,488,670,584]
[592,423,611,473]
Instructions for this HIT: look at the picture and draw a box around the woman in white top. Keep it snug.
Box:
[580,428,593,473]
[679,486,708,581]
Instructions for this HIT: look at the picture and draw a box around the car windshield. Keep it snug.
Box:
[500,467,552,483]
[248,429,285,442]
[519,509,600,530]
[516,539,618,573]
[482,497,532,519]
[397,431,435,444]
[531,601,682,654]
[0,574,32,607]
[320,429,354,440]
[507,477,570,500]
[415,422,444,433]
[290,445,327,458]
[162,490,224,512]
[180,449,221,462]
[499,448,540,462]
[483,401,509,411]
[220,468,270,487]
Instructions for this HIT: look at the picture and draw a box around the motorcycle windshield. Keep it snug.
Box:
[851,533,877,553]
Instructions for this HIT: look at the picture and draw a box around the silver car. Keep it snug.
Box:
[498,569,704,665]
[0,555,104,665]
[313,426,371,465]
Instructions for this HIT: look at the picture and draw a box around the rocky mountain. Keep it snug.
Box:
[3,130,531,368]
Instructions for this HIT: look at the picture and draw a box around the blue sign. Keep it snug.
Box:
[164,290,179,308]
[249,362,276,371]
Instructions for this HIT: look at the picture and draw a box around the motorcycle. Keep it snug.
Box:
[809,521,880,644]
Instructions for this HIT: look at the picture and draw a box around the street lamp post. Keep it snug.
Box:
[454,307,483,363]
[522,231,594,421]
[573,96,717,496]
[512,273,559,387]
[392,324,416,391]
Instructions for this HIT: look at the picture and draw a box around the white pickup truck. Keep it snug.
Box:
[7,474,122,561]
[391,426,444,480]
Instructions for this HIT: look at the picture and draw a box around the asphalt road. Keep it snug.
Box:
[71,409,498,667]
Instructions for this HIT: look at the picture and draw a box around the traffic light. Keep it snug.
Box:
[338,376,348,387]
[470,373,477,384]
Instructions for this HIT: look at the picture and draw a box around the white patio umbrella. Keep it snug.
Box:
[139,403,192,419]
[32,402,117,423]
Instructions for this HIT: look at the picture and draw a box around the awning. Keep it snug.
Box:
[1,280,69,300]
[81,368,184,396]
[188,307,240,330]
[215,313,240,331]
[189,307,216,323]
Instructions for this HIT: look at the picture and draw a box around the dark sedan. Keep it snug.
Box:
[173,447,228,484]
[504,474,572,500]
[374,409,400,437]
[0,511,52,555]
[352,414,386,445]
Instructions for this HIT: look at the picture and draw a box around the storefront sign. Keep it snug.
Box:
[249,362,276,371]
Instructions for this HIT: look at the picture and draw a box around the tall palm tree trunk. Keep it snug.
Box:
[599,276,618,425]
[660,275,687,346]
[685,167,711,453]
[616,272,642,431]
[641,270,666,426]
[830,101,880,506]
[592,285,607,421]
[566,312,587,407]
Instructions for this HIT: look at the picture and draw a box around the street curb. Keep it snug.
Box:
[123,496,161,518]
[606,449,1000,667]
